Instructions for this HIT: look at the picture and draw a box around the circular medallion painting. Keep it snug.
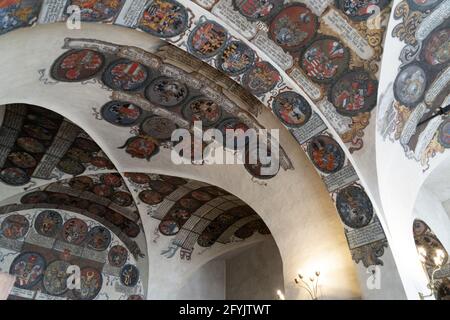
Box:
[169,207,191,222]
[93,184,114,197]
[17,137,45,154]
[34,210,63,237]
[301,37,350,83]
[330,70,378,116]
[51,49,105,82]
[23,124,53,141]
[268,4,318,51]
[1,214,29,239]
[122,220,140,238]
[336,185,373,229]
[73,137,100,152]
[149,180,175,194]
[145,76,189,107]
[120,264,139,287]
[217,40,256,76]
[179,198,202,211]
[87,226,111,251]
[101,173,122,187]
[101,101,142,127]
[21,191,48,204]
[242,62,281,96]
[105,211,125,226]
[393,64,427,108]
[43,260,70,296]
[191,190,214,202]
[66,148,92,163]
[140,116,177,141]
[122,137,159,160]
[108,245,128,268]
[438,119,450,148]
[415,234,448,266]
[7,152,37,169]
[217,118,251,149]
[69,176,94,191]
[111,191,133,207]
[188,20,228,59]
[407,0,441,11]
[182,97,222,127]
[90,156,114,169]
[62,218,88,245]
[139,0,189,38]
[423,28,450,66]
[126,173,151,184]
[57,157,86,176]
[336,0,390,21]
[139,190,163,205]
[233,0,283,21]
[272,91,312,127]
[307,135,346,174]
[0,1,41,35]
[72,267,103,300]
[10,252,46,289]
[68,0,124,22]
[0,167,30,186]
[103,59,150,91]
[159,219,179,236]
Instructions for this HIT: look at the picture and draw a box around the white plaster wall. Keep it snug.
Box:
[175,259,226,300]
[225,238,284,300]
[0,23,363,300]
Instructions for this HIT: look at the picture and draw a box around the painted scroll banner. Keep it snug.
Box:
[416,0,450,41]
[10,287,35,299]
[400,103,428,146]
[35,291,68,300]
[114,0,149,28]
[290,113,328,144]
[303,0,333,16]
[38,0,68,24]
[425,66,450,105]
[346,221,386,249]
[212,0,258,39]
[251,31,294,70]
[317,99,353,135]
[322,9,374,60]
[288,67,322,101]
[323,165,359,192]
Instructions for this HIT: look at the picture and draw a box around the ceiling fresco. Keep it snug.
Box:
[378,0,449,169]
[413,219,450,300]
[0,207,145,300]
[0,0,395,272]
[0,104,115,189]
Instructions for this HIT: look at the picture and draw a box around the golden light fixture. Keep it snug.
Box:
[294,271,320,300]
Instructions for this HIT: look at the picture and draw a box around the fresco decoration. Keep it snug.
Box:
[123,172,271,260]
[216,40,256,76]
[18,172,143,243]
[138,0,190,38]
[0,1,392,266]
[66,0,125,22]
[0,0,42,35]
[47,38,293,180]
[335,0,391,21]
[413,219,450,300]
[378,0,450,168]
[307,135,346,174]
[0,209,144,300]
[0,104,117,188]
[187,19,228,59]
